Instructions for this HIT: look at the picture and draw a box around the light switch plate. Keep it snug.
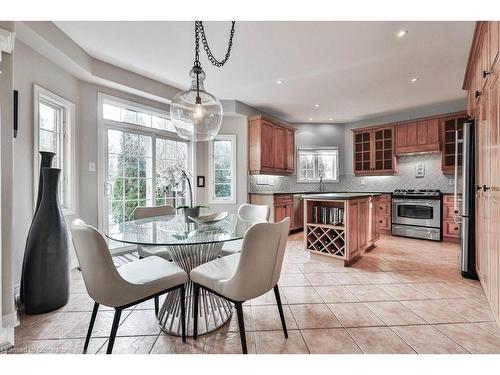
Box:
[360,179,366,185]
[88,162,96,172]
[415,163,425,178]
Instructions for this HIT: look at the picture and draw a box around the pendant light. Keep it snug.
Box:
[171,21,236,142]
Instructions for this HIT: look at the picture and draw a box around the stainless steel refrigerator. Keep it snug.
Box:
[454,120,478,280]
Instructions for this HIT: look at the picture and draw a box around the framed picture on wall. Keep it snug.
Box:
[197,176,205,188]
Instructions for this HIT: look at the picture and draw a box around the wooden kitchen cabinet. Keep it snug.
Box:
[376,194,391,234]
[273,194,293,223]
[463,21,500,327]
[441,114,467,175]
[353,126,395,176]
[248,115,296,175]
[395,118,440,154]
[442,195,459,242]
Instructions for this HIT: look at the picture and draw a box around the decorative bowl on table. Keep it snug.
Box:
[188,212,229,225]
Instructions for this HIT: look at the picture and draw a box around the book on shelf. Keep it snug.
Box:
[312,205,344,226]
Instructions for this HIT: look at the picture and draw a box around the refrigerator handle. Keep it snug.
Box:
[453,129,459,212]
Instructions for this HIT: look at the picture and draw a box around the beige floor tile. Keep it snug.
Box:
[314,286,359,303]
[475,322,500,339]
[290,304,342,329]
[410,283,464,299]
[150,335,205,354]
[435,323,500,353]
[348,327,415,354]
[303,272,341,286]
[328,303,385,328]
[7,338,106,354]
[400,300,469,324]
[97,335,158,354]
[356,271,399,284]
[364,301,426,326]
[377,284,428,301]
[391,325,467,354]
[255,330,308,354]
[17,312,89,340]
[64,310,133,339]
[223,306,255,332]
[281,263,302,274]
[115,309,163,336]
[278,273,311,287]
[436,299,495,322]
[301,328,361,353]
[282,286,323,304]
[251,289,288,306]
[70,278,88,293]
[345,285,394,302]
[204,331,256,354]
[332,273,371,285]
[252,305,298,331]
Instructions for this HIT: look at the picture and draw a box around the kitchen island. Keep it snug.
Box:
[302,193,381,266]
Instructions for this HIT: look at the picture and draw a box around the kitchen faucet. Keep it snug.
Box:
[319,173,325,192]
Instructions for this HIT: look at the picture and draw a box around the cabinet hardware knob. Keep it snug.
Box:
[455,227,458,230]
[475,90,483,99]
[483,70,491,79]
[379,220,383,223]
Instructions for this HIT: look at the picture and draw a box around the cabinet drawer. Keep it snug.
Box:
[444,221,460,238]
[444,204,456,221]
[377,202,390,216]
[274,194,292,204]
[378,215,390,230]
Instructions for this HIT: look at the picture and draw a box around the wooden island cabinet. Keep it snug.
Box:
[302,193,381,267]
[248,115,295,175]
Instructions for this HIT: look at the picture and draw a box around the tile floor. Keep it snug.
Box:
[6,233,500,354]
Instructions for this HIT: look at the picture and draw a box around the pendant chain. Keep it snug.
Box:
[194,21,236,68]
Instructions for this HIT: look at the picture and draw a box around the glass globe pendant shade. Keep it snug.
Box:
[170,67,223,142]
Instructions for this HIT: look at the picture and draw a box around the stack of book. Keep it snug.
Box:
[312,205,345,226]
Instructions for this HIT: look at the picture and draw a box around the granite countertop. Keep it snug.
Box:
[249,191,391,196]
[301,192,382,200]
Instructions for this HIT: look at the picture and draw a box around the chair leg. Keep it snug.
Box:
[273,284,288,338]
[193,283,200,340]
[154,296,159,317]
[235,302,248,354]
[83,302,99,353]
[106,308,122,354]
[180,284,186,342]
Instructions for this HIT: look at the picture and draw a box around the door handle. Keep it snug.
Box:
[483,185,491,191]
[476,185,483,192]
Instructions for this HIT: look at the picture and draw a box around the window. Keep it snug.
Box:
[34,85,76,214]
[208,135,236,203]
[103,101,176,132]
[99,94,192,248]
[297,147,339,182]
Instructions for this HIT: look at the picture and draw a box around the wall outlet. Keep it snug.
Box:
[88,162,96,172]
[360,179,366,185]
[449,178,455,185]
[415,163,425,178]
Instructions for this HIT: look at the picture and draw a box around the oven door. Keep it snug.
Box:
[392,198,441,228]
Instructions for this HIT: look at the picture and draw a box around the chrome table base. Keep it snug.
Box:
[157,241,233,336]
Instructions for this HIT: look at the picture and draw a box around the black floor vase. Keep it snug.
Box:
[20,151,55,303]
[22,167,70,314]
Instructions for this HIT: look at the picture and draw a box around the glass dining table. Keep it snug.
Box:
[105,213,253,337]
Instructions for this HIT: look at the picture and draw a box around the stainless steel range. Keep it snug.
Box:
[391,189,442,241]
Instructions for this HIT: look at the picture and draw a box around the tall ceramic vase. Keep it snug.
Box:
[20,151,55,303]
[22,168,70,314]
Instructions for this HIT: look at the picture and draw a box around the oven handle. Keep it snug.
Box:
[392,199,437,206]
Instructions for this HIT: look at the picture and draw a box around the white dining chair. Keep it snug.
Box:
[190,218,290,354]
[70,219,188,354]
[220,203,271,257]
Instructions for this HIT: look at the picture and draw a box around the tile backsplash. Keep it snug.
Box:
[249,153,454,194]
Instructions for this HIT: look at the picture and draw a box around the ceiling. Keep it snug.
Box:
[55,21,474,123]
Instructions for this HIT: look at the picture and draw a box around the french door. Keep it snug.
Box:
[103,126,190,250]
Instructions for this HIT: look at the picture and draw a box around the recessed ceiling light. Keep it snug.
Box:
[309,118,313,121]
[276,80,283,84]
[397,30,408,38]
[329,118,333,121]
[314,104,320,108]
[410,77,418,83]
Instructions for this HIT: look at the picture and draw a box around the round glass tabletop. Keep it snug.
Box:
[105,213,252,246]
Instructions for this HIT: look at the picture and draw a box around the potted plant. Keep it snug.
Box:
[175,170,208,221]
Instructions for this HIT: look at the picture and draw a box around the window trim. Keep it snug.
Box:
[97,93,195,239]
[296,147,340,183]
[33,85,77,216]
[208,134,237,204]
